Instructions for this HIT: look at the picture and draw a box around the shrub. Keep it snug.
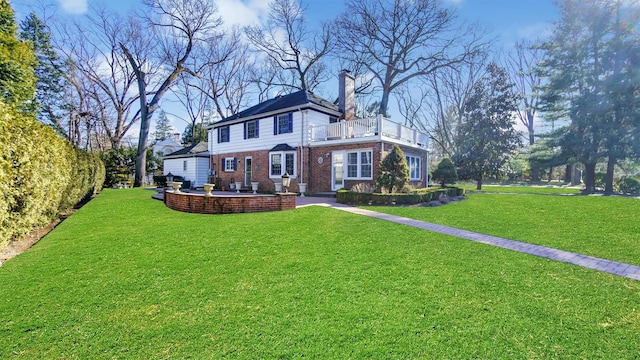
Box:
[337,186,464,206]
[431,157,458,187]
[153,175,167,188]
[616,176,640,194]
[375,144,410,193]
[351,182,376,193]
[0,102,104,248]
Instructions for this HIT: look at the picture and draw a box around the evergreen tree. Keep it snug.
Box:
[454,63,522,190]
[375,144,410,193]
[0,0,37,110]
[153,110,173,143]
[19,12,68,130]
[431,157,458,188]
[538,0,640,194]
[181,122,208,145]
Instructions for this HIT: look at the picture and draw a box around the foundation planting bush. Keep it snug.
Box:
[337,186,464,205]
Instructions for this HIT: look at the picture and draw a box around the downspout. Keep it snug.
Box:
[298,107,305,184]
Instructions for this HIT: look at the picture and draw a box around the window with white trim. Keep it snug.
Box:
[345,150,372,179]
[405,155,421,180]
[223,157,237,172]
[274,113,293,135]
[244,120,259,139]
[270,151,295,177]
[218,126,230,143]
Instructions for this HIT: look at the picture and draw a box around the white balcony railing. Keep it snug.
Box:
[309,115,429,148]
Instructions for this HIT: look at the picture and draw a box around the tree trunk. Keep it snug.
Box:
[604,156,615,195]
[531,165,540,183]
[133,71,149,188]
[583,162,596,194]
[379,90,390,117]
[528,129,540,182]
[476,177,482,190]
[565,164,572,183]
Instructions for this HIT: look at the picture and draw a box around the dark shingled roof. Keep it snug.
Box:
[215,90,339,125]
[270,143,296,152]
[164,142,208,157]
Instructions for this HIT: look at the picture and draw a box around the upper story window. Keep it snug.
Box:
[330,116,338,124]
[346,150,372,179]
[406,155,421,180]
[274,113,293,135]
[244,120,259,139]
[217,126,230,143]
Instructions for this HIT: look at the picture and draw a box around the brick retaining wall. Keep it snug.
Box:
[164,191,296,214]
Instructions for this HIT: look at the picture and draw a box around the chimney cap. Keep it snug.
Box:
[340,69,351,74]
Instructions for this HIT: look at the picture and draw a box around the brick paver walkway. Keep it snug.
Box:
[296,197,640,281]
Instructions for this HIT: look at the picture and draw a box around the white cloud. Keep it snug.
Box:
[216,0,270,29]
[443,0,464,6]
[56,0,88,14]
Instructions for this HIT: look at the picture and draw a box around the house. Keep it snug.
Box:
[208,70,430,193]
[153,133,183,157]
[163,142,210,188]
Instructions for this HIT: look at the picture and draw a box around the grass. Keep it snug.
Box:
[0,188,639,358]
[364,193,640,266]
[458,184,582,195]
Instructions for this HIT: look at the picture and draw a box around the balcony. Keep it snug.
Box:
[308,115,429,149]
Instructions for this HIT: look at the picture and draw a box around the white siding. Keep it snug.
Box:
[211,109,336,155]
[163,157,209,187]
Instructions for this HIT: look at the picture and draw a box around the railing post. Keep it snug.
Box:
[341,121,346,139]
[377,114,382,137]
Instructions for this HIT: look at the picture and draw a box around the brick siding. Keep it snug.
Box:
[164,190,296,214]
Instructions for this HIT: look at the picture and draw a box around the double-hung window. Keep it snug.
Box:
[405,155,421,180]
[244,120,259,139]
[270,151,295,177]
[217,126,230,143]
[274,113,293,135]
[345,150,372,179]
[222,157,237,172]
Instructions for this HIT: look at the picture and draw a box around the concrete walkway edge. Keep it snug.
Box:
[297,198,640,281]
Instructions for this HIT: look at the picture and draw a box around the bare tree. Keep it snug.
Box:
[193,27,255,119]
[334,0,485,116]
[244,0,333,92]
[505,39,544,181]
[121,0,222,187]
[55,6,147,149]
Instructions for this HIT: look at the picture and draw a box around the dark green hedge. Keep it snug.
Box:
[337,187,465,205]
[0,103,105,247]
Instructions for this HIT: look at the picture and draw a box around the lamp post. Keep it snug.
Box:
[167,172,174,182]
[281,172,291,193]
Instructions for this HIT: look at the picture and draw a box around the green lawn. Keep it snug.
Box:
[459,184,582,195]
[1,189,639,358]
[365,193,640,267]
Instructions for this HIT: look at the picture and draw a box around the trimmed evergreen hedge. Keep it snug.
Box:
[337,186,465,205]
[0,103,105,247]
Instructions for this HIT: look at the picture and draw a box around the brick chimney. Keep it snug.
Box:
[339,70,355,120]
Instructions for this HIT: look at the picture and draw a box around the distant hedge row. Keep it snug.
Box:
[0,103,105,247]
[337,187,465,206]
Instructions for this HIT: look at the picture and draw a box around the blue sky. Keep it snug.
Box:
[12,0,560,137]
[13,0,559,43]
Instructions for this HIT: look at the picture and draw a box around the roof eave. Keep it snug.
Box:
[209,103,341,129]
